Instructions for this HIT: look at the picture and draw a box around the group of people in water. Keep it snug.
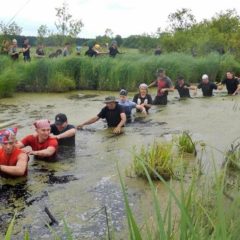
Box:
[0,68,240,178]
[1,38,121,61]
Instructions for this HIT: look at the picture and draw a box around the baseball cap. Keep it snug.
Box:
[119,89,128,96]
[55,113,67,125]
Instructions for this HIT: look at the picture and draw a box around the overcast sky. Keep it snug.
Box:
[0,0,240,38]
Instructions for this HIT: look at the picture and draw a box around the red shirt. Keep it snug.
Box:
[0,147,24,166]
[0,147,27,177]
[21,135,58,159]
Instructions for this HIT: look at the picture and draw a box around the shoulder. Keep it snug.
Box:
[66,124,75,130]
[48,137,58,146]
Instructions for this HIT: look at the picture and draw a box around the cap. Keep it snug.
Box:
[0,128,17,144]
[119,89,128,96]
[55,113,67,125]
[104,96,117,103]
[202,74,208,80]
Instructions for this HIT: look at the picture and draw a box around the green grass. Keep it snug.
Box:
[0,51,240,98]
[130,141,184,181]
[176,131,196,154]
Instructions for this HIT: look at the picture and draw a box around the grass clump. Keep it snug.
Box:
[177,131,196,154]
[131,141,180,181]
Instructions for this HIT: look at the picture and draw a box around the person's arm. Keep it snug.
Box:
[233,84,240,95]
[22,45,30,53]
[52,128,76,140]
[0,153,28,176]
[113,113,126,134]
[29,146,56,157]
[148,81,157,88]
[77,116,100,129]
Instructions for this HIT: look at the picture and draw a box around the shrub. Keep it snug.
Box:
[177,131,196,154]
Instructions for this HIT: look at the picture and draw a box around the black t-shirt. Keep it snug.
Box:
[22,44,30,57]
[221,77,240,94]
[50,124,75,146]
[85,48,98,57]
[175,83,191,98]
[109,47,119,57]
[133,94,153,112]
[97,103,124,127]
[197,82,217,96]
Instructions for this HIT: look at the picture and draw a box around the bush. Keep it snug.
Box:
[177,131,196,154]
[0,69,18,98]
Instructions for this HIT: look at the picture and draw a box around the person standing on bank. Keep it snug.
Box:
[197,74,219,97]
[0,128,28,177]
[148,69,174,105]
[22,38,31,62]
[77,96,126,134]
[51,113,76,146]
[220,71,240,95]
[8,39,20,60]
[175,76,197,99]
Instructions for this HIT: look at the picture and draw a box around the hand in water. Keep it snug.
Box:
[113,126,121,134]
[77,124,83,130]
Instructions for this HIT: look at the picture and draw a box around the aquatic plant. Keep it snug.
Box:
[176,131,196,154]
[119,156,240,239]
[131,141,181,181]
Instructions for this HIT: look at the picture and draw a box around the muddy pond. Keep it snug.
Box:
[0,90,240,239]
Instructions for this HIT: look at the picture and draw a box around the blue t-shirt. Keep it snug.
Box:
[118,100,136,119]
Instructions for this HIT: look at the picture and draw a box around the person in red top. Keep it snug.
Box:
[0,128,28,177]
[17,119,58,160]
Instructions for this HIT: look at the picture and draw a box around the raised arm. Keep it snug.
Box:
[0,153,28,176]
[52,128,76,140]
[77,116,100,129]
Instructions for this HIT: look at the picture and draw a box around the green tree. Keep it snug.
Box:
[37,25,49,44]
[168,8,196,32]
[55,2,84,45]
[0,21,22,35]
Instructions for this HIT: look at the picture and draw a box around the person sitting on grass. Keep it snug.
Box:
[220,71,240,95]
[148,69,174,105]
[51,113,76,146]
[174,76,197,99]
[133,83,152,114]
[197,74,220,97]
[109,41,121,57]
[0,128,28,177]
[118,89,146,123]
[35,44,45,58]
[77,96,126,134]
[17,119,58,161]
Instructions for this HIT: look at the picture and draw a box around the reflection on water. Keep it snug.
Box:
[0,91,240,238]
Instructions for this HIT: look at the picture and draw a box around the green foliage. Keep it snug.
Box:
[131,141,179,181]
[0,69,18,98]
[177,132,196,154]
[4,213,16,240]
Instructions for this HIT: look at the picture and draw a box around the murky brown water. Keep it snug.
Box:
[0,90,239,239]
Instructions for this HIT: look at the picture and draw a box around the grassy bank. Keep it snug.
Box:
[0,52,240,98]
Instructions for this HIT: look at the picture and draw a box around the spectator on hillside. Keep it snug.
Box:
[22,38,31,62]
[9,39,20,60]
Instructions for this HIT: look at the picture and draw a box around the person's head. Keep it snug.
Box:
[104,96,117,109]
[119,89,128,102]
[177,76,185,85]
[54,113,68,131]
[34,119,51,141]
[111,40,118,48]
[65,42,70,48]
[139,83,148,95]
[226,71,234,80]
[156,68,166,78]
[0,128,17,155]
[12,39,17,47]
[23,38,29,44]
[202,74,209,84]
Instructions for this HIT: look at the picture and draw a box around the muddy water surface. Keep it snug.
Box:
[0,90,240,239]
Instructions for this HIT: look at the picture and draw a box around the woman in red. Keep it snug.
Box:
[0,128,28,177]
[17,119,58,160]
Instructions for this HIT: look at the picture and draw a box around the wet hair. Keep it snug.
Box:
[177,76,184,81]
